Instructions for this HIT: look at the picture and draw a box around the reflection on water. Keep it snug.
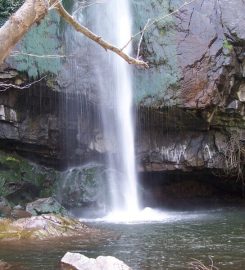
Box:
[0,208,245,270]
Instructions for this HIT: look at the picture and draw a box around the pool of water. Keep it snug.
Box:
[0,208,245,269]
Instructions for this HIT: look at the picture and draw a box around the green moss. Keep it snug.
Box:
[223,39,233,54]
[0,151,59,201]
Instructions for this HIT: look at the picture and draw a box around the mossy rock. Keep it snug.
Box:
[0,151,59,205]
[55,164,107,209]
[26,197,68,216]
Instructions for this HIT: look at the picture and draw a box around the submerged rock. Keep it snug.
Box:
[0,214,97,241]
[61,252,132,270]
[26,197,67,216]
[0,260,11,270]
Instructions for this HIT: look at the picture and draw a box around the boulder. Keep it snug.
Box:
[10,208,32,219]
[0,197,10,208]
[26,197,67,216]
[56,165,107,210]
[0,214,98,241]
[5,182,39,206]
[0,197,11,218]
[61,252,132,270]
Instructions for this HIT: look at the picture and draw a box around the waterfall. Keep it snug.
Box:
[62,0,171,223]
[70,0,140,214]
[106,1,140,213]
[96,0,140,214]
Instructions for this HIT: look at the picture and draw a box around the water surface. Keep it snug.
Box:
[0,208,244,269]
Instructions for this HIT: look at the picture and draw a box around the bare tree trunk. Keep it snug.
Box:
[0,0,49,64]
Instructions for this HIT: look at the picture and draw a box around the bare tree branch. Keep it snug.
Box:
[0,0,148,68]
[52,1,149,68]
[0,0,198,68]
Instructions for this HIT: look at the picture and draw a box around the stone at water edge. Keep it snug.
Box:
[26,197,68,216]
[61,252,132,270]
[0,214,98,241]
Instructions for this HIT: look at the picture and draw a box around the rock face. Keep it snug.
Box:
[133,0,245,174]
[0,0,245,188]
[61,252,132,270]
[0,72,105,167]
[133,0,245,109]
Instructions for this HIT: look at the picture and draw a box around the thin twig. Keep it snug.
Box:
[0,76,46,91]
[188,257,219,270]
[10,51,71,58]
[72,0,104,16]
[137,19,150,59]
[122,0,199,50]
[48,0,62,11]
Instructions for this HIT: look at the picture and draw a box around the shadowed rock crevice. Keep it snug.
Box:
[139,170,245,210]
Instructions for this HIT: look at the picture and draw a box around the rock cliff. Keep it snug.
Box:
[0,0,245,188]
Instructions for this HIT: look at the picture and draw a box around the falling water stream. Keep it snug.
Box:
[84,0,140,215]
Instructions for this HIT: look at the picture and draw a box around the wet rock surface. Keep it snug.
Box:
[55,164,107,210]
